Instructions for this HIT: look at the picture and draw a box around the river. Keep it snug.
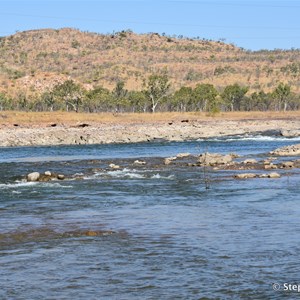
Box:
[1,135,300,299]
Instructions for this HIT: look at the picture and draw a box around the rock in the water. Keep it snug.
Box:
[109,163,120,169]
[270,144,300,156]
[176,153,190,158]
[39,174,51,182]
[243,159,257,164]
[164,158,172,165]
[259,174,269,178]
[164,157,177,165]
[27,172,40,182]
[268,172,281,178]
[264,163,278,169]
[282,161,294,168]
[258,173,281,178]
[199,152,232,166]
[85,230,98,237]
[44,171,52,176]
[57,174,65,180]
[187,163,198,167]
[133,160,146,165]
[234,173,257,179]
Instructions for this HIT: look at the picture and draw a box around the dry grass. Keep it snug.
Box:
[1,28,300,98]
[1,111,299,126]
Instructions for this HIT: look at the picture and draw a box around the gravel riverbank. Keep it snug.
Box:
[0,118,299,147]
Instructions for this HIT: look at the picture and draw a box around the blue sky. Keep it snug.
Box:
[1,0,300,50]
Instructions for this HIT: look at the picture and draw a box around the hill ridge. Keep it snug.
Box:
[1,27,300,98]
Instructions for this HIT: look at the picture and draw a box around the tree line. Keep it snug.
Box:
[0,74,299,113]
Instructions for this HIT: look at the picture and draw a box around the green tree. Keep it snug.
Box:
[172,86,193,112]
[221,84,248,111]
[288,93,300,111]
[52,80,84,112]
[127,90,148,112]
[40,91,57,111]
[272,82,291,111]
[250,91,273,111]
[144,73,171,113]
[113,80,129,112]
[84,86,113,112]
[193,83,219,112]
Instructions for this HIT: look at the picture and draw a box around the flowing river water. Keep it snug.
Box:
[1,135,300,299]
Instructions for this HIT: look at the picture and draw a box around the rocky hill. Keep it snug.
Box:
[1,27,300,97]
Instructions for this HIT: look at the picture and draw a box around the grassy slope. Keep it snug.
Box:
[1,28,300,99]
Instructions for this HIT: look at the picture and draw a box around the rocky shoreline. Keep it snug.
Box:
[0,118,299,147]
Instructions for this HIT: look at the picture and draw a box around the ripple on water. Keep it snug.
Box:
[0,138,300,299]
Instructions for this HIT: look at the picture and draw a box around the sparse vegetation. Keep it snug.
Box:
[0,28,299,113]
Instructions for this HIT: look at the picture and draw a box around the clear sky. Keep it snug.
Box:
[1,0,300,51]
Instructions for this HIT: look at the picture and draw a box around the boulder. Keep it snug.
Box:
[264,163,278,170]
[270,144,300,156]
[27,172,40,182]
[109,163,120,169]
[268,172,281,178]
[27,171,65,182]
[234,173,257,179]
[176,153,191,158]
[199,152,232,166]
[259,173,280,178]
[133,160,146,165]
[259,174,269,178]
[85,230,98,237]
[243,159,257,164]
[164,156,177,165]
[282,161,294,168]
[39,175,51,182]
[281,129,300,138]
[44,171,52,176]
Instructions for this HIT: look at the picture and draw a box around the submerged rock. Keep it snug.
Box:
[234,173,257,179]
[85,230,99,237]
